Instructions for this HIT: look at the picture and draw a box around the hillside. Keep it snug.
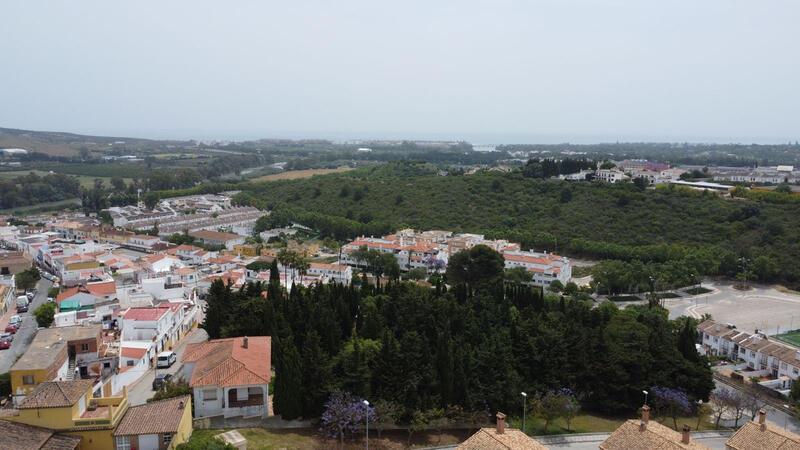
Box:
[0,127,181,156]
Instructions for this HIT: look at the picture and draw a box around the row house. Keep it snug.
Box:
[502,250,572,288]
[697,320,800,381]
[120,304,185,356]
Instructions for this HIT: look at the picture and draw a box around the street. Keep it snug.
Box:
[126,327,208,406]
[0,278,52,373]
[665,280,800,335]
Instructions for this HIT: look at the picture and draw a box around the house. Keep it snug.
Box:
[57,281,118,311]
[0,421,81,449]
[141,276,185,300]
[1,380,129,450]
[0,283,14,315]
[502,250,572,288]
[725,409,800,449]
[596,169,629,183]
[181,336,271,418]
[308,262,352,284]
[112,395,193,450]
[9,325,111,404]
[0,250,31,275]
[145,254,185,274]
[188,230,247,250]
[174,244,203,260]
[128,234,161,250]
[457,413,548,449]
[600,406,709,449]
[120,305,184,354]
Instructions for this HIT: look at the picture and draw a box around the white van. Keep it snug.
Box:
[156,351,177,368]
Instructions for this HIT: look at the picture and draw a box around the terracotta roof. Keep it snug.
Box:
[600,420,709,450]
[310,262,349,271]
[121,347,148,359]
[0,420,81,449]
[17,381,93,409]
[183,336,270,388]
[457,428,548,450]
[726,420,800,449]
[123,306,171,321]
[188,230,244,242]
[113,395,190,436]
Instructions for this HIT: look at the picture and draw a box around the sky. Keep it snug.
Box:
[1,0,799,144]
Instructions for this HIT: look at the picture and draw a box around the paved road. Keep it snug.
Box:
[713,379,800,434]
[666,280,800,335]
[127,327,209,406]
[0,278,52,373]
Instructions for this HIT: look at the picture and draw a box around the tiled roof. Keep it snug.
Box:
[121,347,148,359]
[189,230,244,242]
[726,420,800,449]
[600,420,709,450]
[123,306,171,321]
[17,381,93,409]
[310,262,348,271]
[183,336,270,388]
[457,428,548,450]
[0,420,81,449]
[113,395,190,436]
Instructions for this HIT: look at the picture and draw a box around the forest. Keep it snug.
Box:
[0,171,81,209]
[202,246,713,424]
[233,161,800,288]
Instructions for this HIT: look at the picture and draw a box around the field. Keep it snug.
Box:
[0,170,131,188]
[773,331,800,348]
[0,197,82,215]
[252,167,352,182]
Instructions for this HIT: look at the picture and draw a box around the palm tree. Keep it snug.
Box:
[296,257,310,283]
[277,248,293,289]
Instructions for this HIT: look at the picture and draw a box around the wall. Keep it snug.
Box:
[193,386,223,418]
[172,396,194,448]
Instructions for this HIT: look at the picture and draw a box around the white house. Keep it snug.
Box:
[596,169,629,183]
[181,336,271,419]
[308,262,353,284]
[502,250,572,288]
[141,276,185,300]
[128,234,161,250]
[145,254,185,274]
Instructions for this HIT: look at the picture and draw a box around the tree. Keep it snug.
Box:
[650,386,691,430]
[149,381,191,402]
[407,409,428,446]
[372,399,402,442]
[319,391,375,449]
[110,176,125,190]
[16,267,41,292]
[710,388,734,429]
[547,280,564,294]
[445,245,505,294]
[532,389,570,434]
[504,266,532,285]
[33,302,56,328]
[143,191,160,209]
[273,337,303,420]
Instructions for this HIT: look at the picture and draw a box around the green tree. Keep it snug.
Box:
[33,302,56,328]
[445,245,505,294]
[504,266,532,285]
[143,191,160,209]
[16,267,41,292]
[273,336,303,420]
[149,382,191,402]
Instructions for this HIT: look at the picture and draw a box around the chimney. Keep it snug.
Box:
[639,421,647,431]
[242,337,248,349]
[496,412,506,434]
[759,409,767,430]
[642,405,650,424]
[682,424,691,444]
[179,400,184,410]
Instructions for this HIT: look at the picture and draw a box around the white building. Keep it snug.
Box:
[596,169,629,183]
[502,250,572,288]
[307,263,352,284]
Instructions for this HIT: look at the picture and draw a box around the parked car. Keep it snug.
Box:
[0,338,10,350]
[26,291,35,300]
[16,304,28,313]
[0,332,13,342]
[9,315,22,325]
[152,373,173,390]
[46,297,54,303]
[5,323,18,334]
[156,351,177,368]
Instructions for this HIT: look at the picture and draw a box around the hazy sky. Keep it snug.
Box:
[2,1,799,143]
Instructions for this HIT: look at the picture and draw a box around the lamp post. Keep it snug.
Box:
[643,390,649,406]
[521,392,528,434]
[363,400,370,450]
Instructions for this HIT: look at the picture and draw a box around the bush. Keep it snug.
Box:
[176,434,236,450]
[33,302,56,328]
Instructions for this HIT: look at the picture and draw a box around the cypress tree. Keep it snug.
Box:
[273,336,303,420]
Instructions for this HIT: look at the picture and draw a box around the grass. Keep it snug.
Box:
[0,197,82,215]
[773,331,800,348]
[186,427,471,449]
[659,292,682,298]
[0,169,131,188]
[608,295,641,302]
[252,167,353,182]
[685,287,712,295]
[508,411,720,436]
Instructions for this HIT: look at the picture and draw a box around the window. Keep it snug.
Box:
[163,434,173,445]
[81,343,89,352]
[115,436,131,450]
[22,375,34,385]
[126,360,134,367]
[103,362,111,368]
[203,388,217,401]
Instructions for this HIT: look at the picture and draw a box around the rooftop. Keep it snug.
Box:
[113,395,190,436]
[600,419,709,450]
[457,427,548,450]
[726,418,800,449]
[188,230,245,242]
[12,326,101,371]
[17,380,93,409]
[0,420,81,449]
[182,336,270,388]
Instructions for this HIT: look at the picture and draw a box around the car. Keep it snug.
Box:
[16,304,28,313]
[0,339,9,350]
[0,332,13,342]
[9,315,21,325]
[152,373,172,390]
[46,297,54,303]
[26,291,35,300]
[156,351,177,368]
[5,324,18,334]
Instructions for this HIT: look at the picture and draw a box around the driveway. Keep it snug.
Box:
[126,327,209,405]
[0,278,52,373]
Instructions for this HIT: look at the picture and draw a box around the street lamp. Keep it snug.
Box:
[521,392,528,435]
[784,405,790,429]
[643,390,649,406]
[363,400,370,450]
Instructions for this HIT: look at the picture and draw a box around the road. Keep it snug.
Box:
[126,327,208,406]
[0,278,52,373]
[665,280,800,335]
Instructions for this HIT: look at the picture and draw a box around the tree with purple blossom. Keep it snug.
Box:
[319,391,376,449]
[650,386,692,430]
[710,388,735,429]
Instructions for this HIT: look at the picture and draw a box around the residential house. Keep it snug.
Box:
[112,395,193,450]
[457,413,548,449]
[0,250,31,275]
[600,406,709,449]
[181,336,271,418]
[0,421,81,449]
[596,169,629,183]
[307,262,352,284]
[188,230,246,250]
[141,276,185,300]
[57,281,118,312]
[120,305,184,356]
[725,409,800,449]
[128,235,161,250]
[0,380,129,450]
[145,254,185,274]
[173,244,203,260]
[502,250,572,288]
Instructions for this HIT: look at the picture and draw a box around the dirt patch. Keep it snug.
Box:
[252,167,352,182]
